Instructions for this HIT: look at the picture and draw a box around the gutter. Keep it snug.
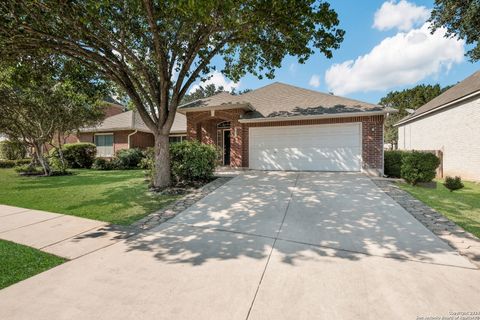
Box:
[127,130,138,148]
[238,110,395,124]
[395,90,480,127]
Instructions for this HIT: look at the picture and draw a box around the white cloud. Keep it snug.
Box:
[325,23,464,96]
[309,74,321,88]
[289,62,298,74]
[373,0,430,32]
[189,71,240,93]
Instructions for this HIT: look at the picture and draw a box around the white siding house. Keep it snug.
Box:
[396,71,480,181]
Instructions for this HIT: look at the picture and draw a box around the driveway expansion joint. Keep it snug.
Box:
[245,173,300,320]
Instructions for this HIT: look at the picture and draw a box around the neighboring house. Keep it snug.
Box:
[396,70,480,181]
[178,82,395,176]
[76,110,187,157]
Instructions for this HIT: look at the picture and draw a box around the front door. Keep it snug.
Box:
[223,130,231,166]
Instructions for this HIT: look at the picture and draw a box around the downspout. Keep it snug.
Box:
[128,130,138,149]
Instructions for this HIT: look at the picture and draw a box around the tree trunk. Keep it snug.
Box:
[33,143,51,176]
[153,133,171,189]
[57,135,67,172]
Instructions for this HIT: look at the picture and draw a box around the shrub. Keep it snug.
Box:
[0,140,27,160]
[0,159,17,168]
[113,148,145,169]
[0,158,32,168]
[14,165,42,175]
[170,140,217,184]
[139,148,155,182]
[139,148,154,170]
[61,143,96,168]
[444,176,464,192]
[401,151,440,185]
[92,158,114,170]
[384,150,408,178]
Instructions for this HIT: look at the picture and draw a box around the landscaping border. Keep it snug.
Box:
[132,177,233,230]
[372,178,480,268]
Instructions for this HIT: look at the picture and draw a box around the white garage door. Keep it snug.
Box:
[249,123,362,171]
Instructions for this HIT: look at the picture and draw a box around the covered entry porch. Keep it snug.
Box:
[185,109,246,167]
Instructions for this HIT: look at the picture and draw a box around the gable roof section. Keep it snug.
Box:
[178,82,393,120]
[81,111,187,134]
[396,70,480,126]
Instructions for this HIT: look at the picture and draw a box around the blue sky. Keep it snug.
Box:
[191,0,479,104]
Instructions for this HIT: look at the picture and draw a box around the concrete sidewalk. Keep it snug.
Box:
[0,205,130,259]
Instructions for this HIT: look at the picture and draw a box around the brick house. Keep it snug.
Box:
[396,70,480,181]
[178,82,395,176]
[76,110,186,157]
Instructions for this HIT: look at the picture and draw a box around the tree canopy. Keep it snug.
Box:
[379,84,449,149]
[430,0,480,61]
[0,0,344,187]
[0,55,111,175]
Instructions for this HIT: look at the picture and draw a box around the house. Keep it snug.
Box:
[76,110,187,157]
[396,70,480,181]
[178,82,395,176]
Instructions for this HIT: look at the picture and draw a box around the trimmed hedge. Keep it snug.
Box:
[0,158,32,168]
[170,140,217,184]
[113,148,145,169]
[55,143,97,169]
[92,158,114,170]
[401,151,440,185]
[0,140,26,160]
[384,150,408,178]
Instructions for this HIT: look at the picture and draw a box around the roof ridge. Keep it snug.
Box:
[242,81,380,107]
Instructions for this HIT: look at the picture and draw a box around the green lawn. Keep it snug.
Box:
[398,180,480,238]
[0,239,65,289]
[0,169,179,225]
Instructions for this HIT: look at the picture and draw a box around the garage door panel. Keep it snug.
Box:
[249,123,361,171]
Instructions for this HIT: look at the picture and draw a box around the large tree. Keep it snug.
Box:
[379,84,449,149]
[0,55,110,175]
[0,0,344,188]
[430,0,480,61]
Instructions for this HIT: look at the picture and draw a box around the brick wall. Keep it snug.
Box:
[130,131,155,149]
[103,104,124,118]
[186,110,384,172]
[113,131,129,152]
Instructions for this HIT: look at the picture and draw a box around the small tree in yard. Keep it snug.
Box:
[0,56,110,175]
[0,1,344,188]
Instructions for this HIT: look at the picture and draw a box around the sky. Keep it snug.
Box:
[189,0,480,104]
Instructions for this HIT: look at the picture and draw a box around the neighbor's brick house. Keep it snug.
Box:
[396,70,480,181]
[75,108,186,157]
[179,83,394,175]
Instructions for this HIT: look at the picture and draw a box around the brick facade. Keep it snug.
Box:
[78,130,155,156]
[186,109,385,173]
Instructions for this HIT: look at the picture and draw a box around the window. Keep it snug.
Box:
[217,121,231,129]
[95,134,114,157]
[169,135,186,144]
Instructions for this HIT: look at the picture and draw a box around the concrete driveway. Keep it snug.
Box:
[0,172,479,320]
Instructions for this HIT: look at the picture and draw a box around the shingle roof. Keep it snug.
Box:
[179,82,390,119]
[397,70,480,125]
[81,111,187,134]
